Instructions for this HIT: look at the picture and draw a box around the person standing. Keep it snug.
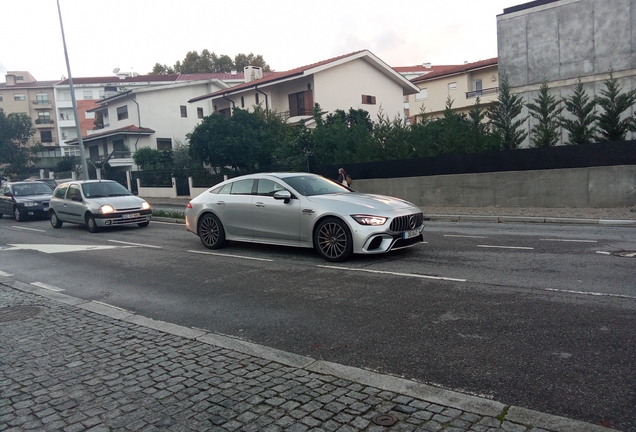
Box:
[337,168,348,186]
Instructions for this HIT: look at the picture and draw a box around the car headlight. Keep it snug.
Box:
[351,215,387,226]
[141,202,150,210]
[99,205,115,214]
[23,202,38,207]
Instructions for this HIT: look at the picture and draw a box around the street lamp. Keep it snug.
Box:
[56,0,89,180]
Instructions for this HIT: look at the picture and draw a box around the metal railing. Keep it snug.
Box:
[35,118,54,125]
[32,99,51,105]
[466,87,499,99]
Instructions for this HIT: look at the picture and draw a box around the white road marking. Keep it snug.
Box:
[0,270,14,277]
[540,239,597,243]
[542,287,636,300]
[3,244,128,254]
[477,245,534,250]
[108,240,162,249]
[11,226,46,232]
[188,250,274,262]
[31,282,63,292]
[318,265,467,282]
[595,251,611,255]
[444,235,487,239]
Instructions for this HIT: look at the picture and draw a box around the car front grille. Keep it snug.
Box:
[390,213,424,232]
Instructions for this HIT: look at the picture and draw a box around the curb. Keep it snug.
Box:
[1,277,620,432]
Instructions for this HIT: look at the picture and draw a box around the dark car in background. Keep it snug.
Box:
[0,181,54,221]
[33,178,58,190]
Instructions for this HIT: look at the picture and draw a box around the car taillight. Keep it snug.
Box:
[186,203,193,208]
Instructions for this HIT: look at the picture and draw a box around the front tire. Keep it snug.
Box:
[198,213,226,249]
[86,214,99,233]
[50,211,63,228]
[14,207,24,222]
[314,217,353,262]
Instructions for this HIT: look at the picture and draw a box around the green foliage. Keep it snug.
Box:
[526,80,563,147]
[133,147,173,171]
[149,49,272,75]
[487,75,528,150]
[595,69,636,142]
[371,110,413,161]
[559,79,598,145]
[312,108,373,165]
[0,109,36,175]
[93,111,104,129]
[56,156,77,173]
[467,97,497,152]
[437,97,471,154]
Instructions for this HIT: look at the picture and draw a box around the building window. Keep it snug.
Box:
[37,112,51,124]
[415,88,428,101]
[14,94,26,101]
[473,79,483,96]
[448,82,457,91]
[288,90,314,116]
[40,131,53,143]
[361,95,376,105]
[85,112,95,119]
[241,96,245,108]
[197,107,204,119]
[180,105,187,117]
[83,90,93,100]
[113,139,127,152]
[156,138,172,151]
[117,106,128,120]
[98,90,104,98]
[36,94,49,104]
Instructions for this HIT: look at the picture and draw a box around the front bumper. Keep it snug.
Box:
[94,209,152,227]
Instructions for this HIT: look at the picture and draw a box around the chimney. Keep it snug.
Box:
[230,69,237,75]
[244,66,263,83]
[423,62,432,68]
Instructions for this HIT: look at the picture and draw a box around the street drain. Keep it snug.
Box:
[0,305,44,322]
[614,251,636,258]
[372,414,398,426]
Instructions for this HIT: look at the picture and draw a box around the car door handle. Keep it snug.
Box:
[216,201,225,205]
[254,202,265,208]
[302,209,315,214]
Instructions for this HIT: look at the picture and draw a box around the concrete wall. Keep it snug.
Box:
[352,165,636,208]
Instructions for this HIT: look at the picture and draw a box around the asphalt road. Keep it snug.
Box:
[0,216,634,430]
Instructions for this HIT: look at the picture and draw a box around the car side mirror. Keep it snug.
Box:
[71,195,82,202]
[273,190,292,204]
[4,192,13,197]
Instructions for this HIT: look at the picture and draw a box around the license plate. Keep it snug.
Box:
[402,229,420,239]
[122,213,140,219]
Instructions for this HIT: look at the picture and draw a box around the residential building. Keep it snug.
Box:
[189,50,420,126]
[408,58,499,123]
[394,63,455,119]
[0,71,60,150]
[497,0,636,145]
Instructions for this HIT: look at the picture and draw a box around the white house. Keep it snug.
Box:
[188,50,420,125]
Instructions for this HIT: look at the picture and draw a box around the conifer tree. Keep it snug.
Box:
[526,80,563,147]
[559,79,598,145]
[595,69,636,142]
[487,75,528,150]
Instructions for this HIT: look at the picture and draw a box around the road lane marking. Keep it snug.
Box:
[317,265,467,282]
[595,251,611,255]
[477,245,534,250]
[540,239,597,243]
[11,226,46,232]
[108,240,162,249]
[31,282,63,292]
[0,270,14,277]
[444,235,487,239]
[542,287,636,300]
[188,250,274,262]
[3,244,126,254]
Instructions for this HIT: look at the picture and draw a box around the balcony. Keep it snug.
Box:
[466,87,499,99]
[97,151,134,168]
[32,100,53,109]
[34,119,55,128]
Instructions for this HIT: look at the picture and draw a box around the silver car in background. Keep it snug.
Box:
[185,172,424,262]
[49,180,151,233]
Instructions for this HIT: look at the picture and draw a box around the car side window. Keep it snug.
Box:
[54,186,67,199]
[256,179,285,197]
[230,179,254,195]
[217,184,232,195]
[67,185,82,200]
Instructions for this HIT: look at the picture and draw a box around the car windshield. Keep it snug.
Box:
[12,183,54,196]
[283,175,349,197]
[82,182,132,198]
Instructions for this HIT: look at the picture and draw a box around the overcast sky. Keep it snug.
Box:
[1,0,528,81]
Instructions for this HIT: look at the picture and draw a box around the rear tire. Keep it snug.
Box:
[198,213,226,249]
[86,214,99,233]
[314,217,353,262]
[50,211,63,228]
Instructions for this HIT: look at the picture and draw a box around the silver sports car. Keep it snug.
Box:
[185,173,424,262]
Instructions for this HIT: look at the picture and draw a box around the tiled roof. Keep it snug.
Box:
[189,50,368,102]
[176,72,277,81]
[411,58,498,83]
[393,65,454,73]
[0,80,61,88]
[57,75,180,85]
[66,125,155,144]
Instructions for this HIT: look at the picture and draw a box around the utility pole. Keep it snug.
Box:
[56,0,89,180]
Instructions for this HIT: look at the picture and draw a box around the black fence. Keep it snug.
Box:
[313,140,636,181]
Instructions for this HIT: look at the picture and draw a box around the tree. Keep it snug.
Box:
[149,50,272,75]
[526,80,563,147]
[150,63,175,75]
[595,69,636,142]
[559,79,598,145]
[132,147,173,171]
[0,109,36,176]
[487,75,528,150]
[467,97,497,152]
[436,96,471,154]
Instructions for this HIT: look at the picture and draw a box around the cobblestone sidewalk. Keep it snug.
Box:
[0,282,617,432]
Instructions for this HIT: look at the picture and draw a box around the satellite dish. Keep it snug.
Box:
[113,67,120,74]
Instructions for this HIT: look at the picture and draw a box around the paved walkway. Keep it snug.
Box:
[0,280,618,432]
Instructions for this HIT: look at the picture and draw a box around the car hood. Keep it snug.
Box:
[305,192,419,213]
[16,194,52,203]
[88,196,147,209]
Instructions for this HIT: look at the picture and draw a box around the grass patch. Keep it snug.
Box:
[496,406,510,422]
[152,209,185,219]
